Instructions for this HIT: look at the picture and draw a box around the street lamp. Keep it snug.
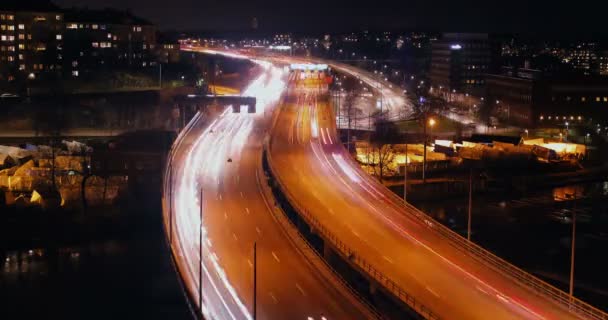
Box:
[423,117,436,183]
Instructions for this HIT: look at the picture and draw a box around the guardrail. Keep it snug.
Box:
[265,140,440,320]
[338,140,608,320]
[162,111,208,320]
[257,149,383,320]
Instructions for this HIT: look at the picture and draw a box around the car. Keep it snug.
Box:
[0,93,18,98]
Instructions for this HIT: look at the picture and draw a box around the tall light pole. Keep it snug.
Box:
[423,117,436,183]
[569,192,577,298]
[467,168,473,241]
[169,164,173,243]
[199,188,204,315]
[403,143,408,202]
[253,242,257,320]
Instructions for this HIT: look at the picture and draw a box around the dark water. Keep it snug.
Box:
[412,181,608,311]
[0,181,191,320]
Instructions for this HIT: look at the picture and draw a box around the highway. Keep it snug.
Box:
[268,70,601,319]
[163,58,376,320]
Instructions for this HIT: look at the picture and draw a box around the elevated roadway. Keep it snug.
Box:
[267,71,607,320]
[163,61,376,320]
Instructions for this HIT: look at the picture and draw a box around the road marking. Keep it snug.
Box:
[271,251,280,263]
[476,285,489,295]
[426,286,440,298]
[383,256,394,264]
[325,128,333,144]
[218,193,222,201]
[295,283,306,296]
[240,192,244,199]
[247,259,253,268]
[232,233,238,241]
[269,292,278,303]
[224,211,228,220]
[255,227,262,235]
[245,207,250,215]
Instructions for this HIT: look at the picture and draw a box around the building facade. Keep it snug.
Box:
[0,1,63,83]
[63,9,157,78]
[429,33,493,97]
[486,66,608,126]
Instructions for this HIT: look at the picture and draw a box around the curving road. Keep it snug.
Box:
[268,70,599,320]
[163,60,375,320]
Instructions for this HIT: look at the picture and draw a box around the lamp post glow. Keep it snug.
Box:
[422,117,436,183]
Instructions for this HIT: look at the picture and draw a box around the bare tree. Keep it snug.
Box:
[370,143,395,183]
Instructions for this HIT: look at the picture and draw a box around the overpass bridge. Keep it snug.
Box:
[169,46,608,320]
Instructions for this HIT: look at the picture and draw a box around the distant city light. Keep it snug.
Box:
[450,44,462,50]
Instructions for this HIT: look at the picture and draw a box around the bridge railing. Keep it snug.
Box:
[265,140,440,320]
[344,150,608,320]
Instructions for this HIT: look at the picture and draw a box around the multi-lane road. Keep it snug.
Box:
[268,70,601,319]
[163,58,375,320]
[167,47,607,320]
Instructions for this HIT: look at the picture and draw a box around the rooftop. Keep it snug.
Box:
[0,0,60,12]
[63,8,153,26]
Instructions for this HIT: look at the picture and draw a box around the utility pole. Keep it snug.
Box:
[169,164,173,243]
[404,143,408,202]
[199,188,204,314]
[569,192,577,298]
[422,114,427,183]
[253,242,257,320]
[159,63,163,89]
[467,168,473,241]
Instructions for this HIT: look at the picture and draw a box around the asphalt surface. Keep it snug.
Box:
[268,72,590,320]
[163,61,374,320]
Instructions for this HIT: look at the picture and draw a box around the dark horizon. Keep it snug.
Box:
[52,0,608,38]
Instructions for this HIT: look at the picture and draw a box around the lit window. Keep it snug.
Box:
[604,97,608,102]
[8,25,14,30]
[18,54,23,60]
[56,34,62,40]
[72,70,79,77]
[18,44,24,50]
[581,97,586,102]
[19,64,25,70]
[596,97,600,102]
[18,34,24,40]
[1,35,6,41]
[56,15,61,21]
[7,56,14,61]
[18,24,24,30]
[67,23,77,29]
[92,42,98,48]
[92,24,98,29]
[107,33,112,39]
[8,15,14,21]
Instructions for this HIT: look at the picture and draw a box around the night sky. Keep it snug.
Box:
[54,0,607,35]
